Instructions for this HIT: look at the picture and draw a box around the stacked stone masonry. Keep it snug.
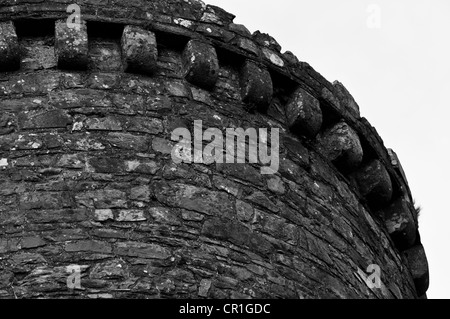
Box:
[0,0,428,299]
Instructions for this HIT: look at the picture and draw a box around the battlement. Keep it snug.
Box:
[0,0,428,298]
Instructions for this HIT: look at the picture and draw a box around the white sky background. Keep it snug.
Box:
[205,0,450,299]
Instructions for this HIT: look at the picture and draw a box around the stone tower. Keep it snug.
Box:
[0,0,429,299]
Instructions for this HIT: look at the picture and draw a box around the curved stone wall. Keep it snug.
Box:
[0,0,428,299]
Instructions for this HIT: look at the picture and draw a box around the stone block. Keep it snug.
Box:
[19,109,72,129]
[116,210,146,222]
[154,183,234,217]
[202,217,273,256]
[65,240,112,254]
[198,279,212,297]
[182,40,219,90]
[383,197,417,251]
[239,60,273,112]
[0,21,20,71]
[316,121,363,172]
[21,236,46,249]
[121,25,158,75]
[388,148,409,186]
[333,81,360,118]
[286,87,322,138]
[106,132,150,152]
[55,19,89,70]
[353,159,393,207]
[115,242,171,259]
[85,117,122,131]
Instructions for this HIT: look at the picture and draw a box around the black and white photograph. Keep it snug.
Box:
[0,0,447,309]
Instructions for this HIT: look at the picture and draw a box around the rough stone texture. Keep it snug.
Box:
[55,20,88,70]
[0,21,20,71]
[353,159,393,208]
[286,87,322,138]
[182,40,219,89]
[382,197,417,251]
[333,81,360,118]
[403,244,429,297]
[388,148,409,187]
[121,25,158,75]
[316,121,364,172]
[240,60,273,112]
[0,0,427,300]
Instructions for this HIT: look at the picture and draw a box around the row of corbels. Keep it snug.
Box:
[0,19,428,297]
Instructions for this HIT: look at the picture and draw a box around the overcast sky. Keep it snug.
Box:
[206,0,450,299]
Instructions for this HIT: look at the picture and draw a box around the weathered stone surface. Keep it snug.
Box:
[202,217,273,256]
[27,209,88,224]
[76,189,127,209]
[89,40,122,72]
[65,240,113,254]
[55,19,88,70]
[152,137,174,154]
[154,183,234,217]
[21,39,57,70]
[316,121,363,171]
[127,117,164,135]
[57,154,85,168]
[286,87,322,138]
[89,157,125,173]
[21,236,46,249]
[85,117,122,131]
[121,25,158,75]
[403,244,429,297]
[388,148,409,187]
[94,209,114,221]
[267,175,286,194]
[262,48,284,67]
[240,60,273,111]
[125,159,159,174]
[252,31,282,52]
[382,197,417,251]
[235,37,260,56]
[353,159,393,207]
[115,242,171,259]
[0,0,426,300]
[20,192,71,210]
[90,259,128,280]
[283,135,310,168]
[106,132,150,152]
[0,238,21,254]
[235,200,254,222]
[216,163,264,187]
[198,279,212,297]
[116,210,146,222]
[130,185,151,202]
[229,23,251,37]
[19,110,72,129]
[182,40,219,89]
[0,21,20,71]
[333,81,360,118]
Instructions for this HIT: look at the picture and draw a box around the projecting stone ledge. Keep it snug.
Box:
[0,21,20,71]
[182,40,219,90]
[353,159,393,208]
[55,20,89,70]
[315,121,363,172]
